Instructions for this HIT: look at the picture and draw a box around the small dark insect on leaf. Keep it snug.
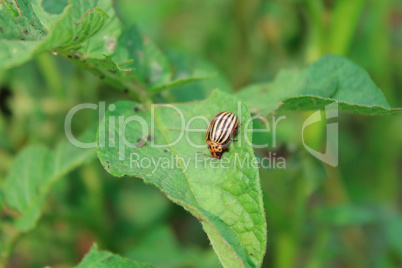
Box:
[31,23,34,26]
[136,138,146,148]
[134,107,140,112]
[74,36,79,41]
[67,55,72,59]
[164,149,169,152]
[23,29,28,35]
[105,160,109,164]
[147,135,153,141]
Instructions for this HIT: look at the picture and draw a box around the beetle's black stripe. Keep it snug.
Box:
[212,112,230,142]
[206,119,212,140]
[217,113,235,143]
[221,114,238,143]
[218,114,237,143]
[206,111,224,141]
[210,112,226,141]
[206,112,238,146]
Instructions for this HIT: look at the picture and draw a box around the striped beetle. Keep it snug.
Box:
[206,111,239,159]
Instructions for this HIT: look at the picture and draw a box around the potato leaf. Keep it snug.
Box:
[0,0,210,96]
[237,54,402,116]
[97,90,267,268]
[2,129,96,232]
[75,244,154,268]
[0,0,111,69]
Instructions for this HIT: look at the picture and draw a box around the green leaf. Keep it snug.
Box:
[38,1,110,52]
[0,0,47,69]
[2,128,96,232]
[100,26,207,93]
[0,0,47,41]
[97,90,267,267]
[0,40,41,71]
[73,25,172,92]
[237,54,402,116]
[76,0,121,57]
[0,0,111,70]
[75,244,153,268]
[0,1,208,97]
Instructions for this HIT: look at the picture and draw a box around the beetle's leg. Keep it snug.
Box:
[233,124,240,134]
[221,142,231,152]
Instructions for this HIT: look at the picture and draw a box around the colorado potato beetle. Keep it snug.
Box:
[206,111,239,159]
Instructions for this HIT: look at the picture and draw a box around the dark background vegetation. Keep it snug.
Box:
[0,0,401,267]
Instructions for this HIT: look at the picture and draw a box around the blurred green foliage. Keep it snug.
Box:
[0,0,401,267]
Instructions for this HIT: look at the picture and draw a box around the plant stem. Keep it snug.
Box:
[36,53,65,99]
[0,224,20,268]
[304,0,325,62]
